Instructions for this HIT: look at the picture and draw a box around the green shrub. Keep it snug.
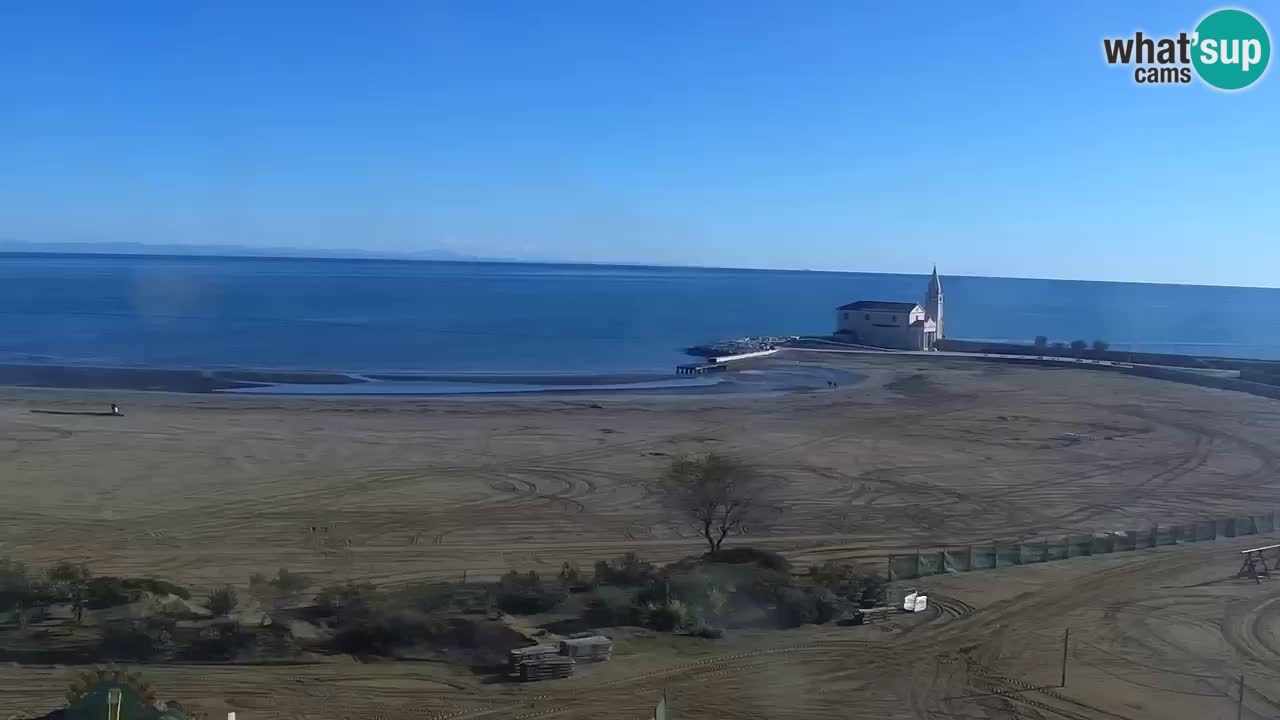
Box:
[558,562,582,586]
[774,588,818,628]
[703,547,792,574]
[333,608,443,655]
[593,553,656,587]
[807,562,886,607]
[208,586,238,616]
[121,577,191,600]
[272,568,310,597]
[85,576,137,609]
[689,623,724,639]
[495,571,565,615]
[251,568,310,608]
[185,620,253,660]
[100,617,176,661]
[812,589,845,624]
[315,581,382,618]
[0,559,48,612]
[645,604,681,632]
[398,582,472,614]
[586,587,640,627]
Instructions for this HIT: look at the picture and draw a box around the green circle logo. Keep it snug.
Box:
[1192,8,1271,90]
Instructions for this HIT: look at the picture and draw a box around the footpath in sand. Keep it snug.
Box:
[2,354,1280,717]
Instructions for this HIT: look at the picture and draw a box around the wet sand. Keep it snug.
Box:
[0,358,860,396]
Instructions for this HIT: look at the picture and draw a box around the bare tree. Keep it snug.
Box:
[659,453,773,553]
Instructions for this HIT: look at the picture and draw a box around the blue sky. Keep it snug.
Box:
[1,1,1276,285]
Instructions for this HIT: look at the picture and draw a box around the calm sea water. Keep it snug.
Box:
[1,253,1276,373]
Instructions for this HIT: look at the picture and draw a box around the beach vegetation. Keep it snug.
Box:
[207,585,238,616]
[494,570,566,615]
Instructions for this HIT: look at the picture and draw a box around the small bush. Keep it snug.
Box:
[185,620,253,660]
[0,559,40,612]
[774,588,818,628]
[645,603,682,632]
[398,582,472,614]
[85,576,136,609]
[703,547,792,574]
[208,586,238,616]
[315,581,381,618]
[495,571,565,615]
[593,553,656,587]
[333,608,443,655]
[122,577,191,600]
[558,562,584,588]
[259,622,299,658]
[689,623,724,639]
[1033,336,1049,348]
[586,587,640,627]
[1070,339,1088,352]
[273,568,310,597]
[812,589,845,624]
[1092,339,1110,352]
[808,562,886,607]
[100,618,176,661]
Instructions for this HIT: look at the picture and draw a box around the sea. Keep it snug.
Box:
[1,253,1277,378]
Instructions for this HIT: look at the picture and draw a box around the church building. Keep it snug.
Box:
[834,267,944,350]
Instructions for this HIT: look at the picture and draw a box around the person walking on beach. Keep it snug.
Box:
[110,402,120,416]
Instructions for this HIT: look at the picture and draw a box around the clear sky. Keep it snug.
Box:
[1,1,1276,285]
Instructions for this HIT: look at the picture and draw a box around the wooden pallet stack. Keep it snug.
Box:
[518,656,575,682]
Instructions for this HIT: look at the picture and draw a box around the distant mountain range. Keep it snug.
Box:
[0,240,506,262]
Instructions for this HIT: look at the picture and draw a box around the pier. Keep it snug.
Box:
[676,348,780,374]
[676,362,727,376]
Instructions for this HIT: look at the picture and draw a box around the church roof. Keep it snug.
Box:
[838,300,920,312]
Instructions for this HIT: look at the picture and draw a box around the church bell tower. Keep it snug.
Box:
[925,266,944,339]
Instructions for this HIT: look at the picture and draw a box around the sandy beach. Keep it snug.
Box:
[4,352,1279,585]
[4,352,1280,718]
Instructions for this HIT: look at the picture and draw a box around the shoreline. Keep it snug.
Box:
[0,360,861,397]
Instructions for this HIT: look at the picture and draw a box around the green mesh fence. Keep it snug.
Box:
[971,545,997,570]
[889,555,919,580]
[1090,534,1116,555]
[996,543,1022,566]
[1069,535,1092,557]
[1046,537,1070,561]
[1198,520,1217,541]
[1257,513,1276,533]
[885,511,1279,582]
[943,547,972,572]
[1020,540,1050,564]
[919,551,944,576]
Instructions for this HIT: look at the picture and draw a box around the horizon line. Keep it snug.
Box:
[0,246,1272,292]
